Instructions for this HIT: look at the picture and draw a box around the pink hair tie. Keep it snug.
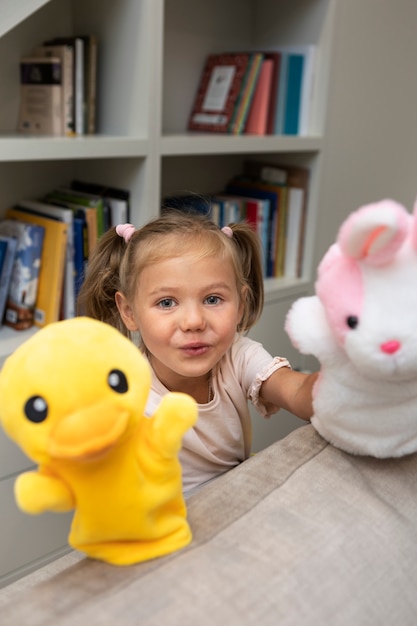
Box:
[221,226,233,238]
[116,223,136,243]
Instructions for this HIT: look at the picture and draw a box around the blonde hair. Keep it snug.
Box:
[77,210,264,340]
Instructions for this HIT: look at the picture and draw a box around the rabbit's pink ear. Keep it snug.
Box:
[337,200,409,266]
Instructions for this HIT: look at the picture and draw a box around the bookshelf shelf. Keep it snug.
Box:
[0,136,149,162]
[160,134,322,156]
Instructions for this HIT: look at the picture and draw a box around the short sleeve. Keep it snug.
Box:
[229,335,291,418]
[248,356,291,418]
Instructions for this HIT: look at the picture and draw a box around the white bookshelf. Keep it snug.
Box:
[0,0,335,585]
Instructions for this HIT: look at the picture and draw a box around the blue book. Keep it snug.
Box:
[273,45,315,136]
[0,236,18,325]
[283,54,304,135]
[73,216,87,299]
[0,239,6,275]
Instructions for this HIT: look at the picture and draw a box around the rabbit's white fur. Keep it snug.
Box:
[286,199,417,457]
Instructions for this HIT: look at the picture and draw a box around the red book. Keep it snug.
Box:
[244,58,274,135]
[188,53,251,133]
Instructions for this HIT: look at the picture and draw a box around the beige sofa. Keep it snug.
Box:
[1,424,417,625]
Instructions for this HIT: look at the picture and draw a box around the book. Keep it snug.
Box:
[273,45,316,136]
[244,58,274,135]
[44,36,85,134]
[17,56,62,135]
[72,215,88,299]
[0,236,18,326]
[45,187,105,238]
[0,239,6,275]
[225,176,289,277]
[274,51,288,135]
[71,180,130,227]
[15,199,76,320]
[188,52,253,133]
[244,197,270,266]
[224,179,275,275]
[6,208,68,327]
[33,43,74,135]
[0,219,45,330]
[243,161,310,276]
[294,45,316,136]
[80,35,98,134]
[44,192,98,259]
[228,52,263,135]
[262,52,282,135]
[283,52,304,135]
[211,195,244,227]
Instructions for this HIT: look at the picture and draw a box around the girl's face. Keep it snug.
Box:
[116,252,244,392]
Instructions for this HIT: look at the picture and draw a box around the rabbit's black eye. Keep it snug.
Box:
[25,396,48,423]
[346,316,359,329]
[108,369,128,393]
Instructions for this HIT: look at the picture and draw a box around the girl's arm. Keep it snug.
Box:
[260,368,319,421]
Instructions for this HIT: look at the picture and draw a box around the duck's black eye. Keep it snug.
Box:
[346,316,359,329]
[108,369,128,394]
[25,396,48,423]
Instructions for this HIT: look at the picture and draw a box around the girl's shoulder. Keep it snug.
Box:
[220,334,275,381]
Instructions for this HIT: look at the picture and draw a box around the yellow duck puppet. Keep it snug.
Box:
[0,317,198,565]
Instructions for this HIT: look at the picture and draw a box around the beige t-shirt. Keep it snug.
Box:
[145,335,290,494]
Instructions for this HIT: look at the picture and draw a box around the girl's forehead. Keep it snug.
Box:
[143,233,227,263]
[139,252,236,285]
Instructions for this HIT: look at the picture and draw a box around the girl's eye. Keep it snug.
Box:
[158,298,175,309]
[205,295,221,305]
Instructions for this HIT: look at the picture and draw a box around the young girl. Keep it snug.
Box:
[78,210,317,495]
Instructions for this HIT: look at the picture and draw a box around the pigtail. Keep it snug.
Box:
[227,222,264,331]
[77,227,129,336]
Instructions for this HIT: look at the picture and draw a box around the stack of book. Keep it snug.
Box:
[163,161,310,280]
[0,180,130,331]
[18,34,98,136]
[187,45,315,136]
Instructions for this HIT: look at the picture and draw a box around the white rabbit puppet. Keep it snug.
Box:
[285,198,417,458]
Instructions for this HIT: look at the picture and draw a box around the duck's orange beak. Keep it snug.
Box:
[48,402,130,460]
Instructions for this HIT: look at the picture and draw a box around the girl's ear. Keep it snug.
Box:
[115,291,139,331]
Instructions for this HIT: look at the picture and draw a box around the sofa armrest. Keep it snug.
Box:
[1,424,417,624]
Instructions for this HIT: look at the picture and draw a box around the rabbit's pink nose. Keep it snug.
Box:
[380,340,401,354]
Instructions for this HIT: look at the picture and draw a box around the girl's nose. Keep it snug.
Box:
[181,304,206,331]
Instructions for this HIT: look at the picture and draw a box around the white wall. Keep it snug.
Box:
[315,0,417,266]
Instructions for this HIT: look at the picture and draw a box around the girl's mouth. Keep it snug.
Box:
[181,344,210,357]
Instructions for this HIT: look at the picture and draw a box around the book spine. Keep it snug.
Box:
[74,38,85,135]
[86,35,98,134]
[283,54,304,135]
[61,45,75,135]
[244,58,274,135]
